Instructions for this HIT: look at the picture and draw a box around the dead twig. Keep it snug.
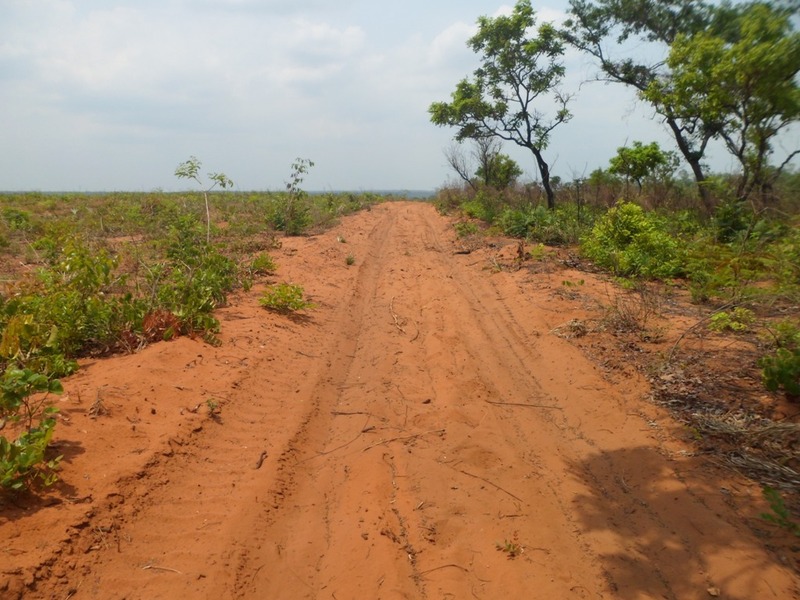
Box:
[362,429,445,452]
[486,400,562,410]
[254,450,268,470]
[419,564,469,576]
[142,564,183,574]
[666,300,738,364]
[389,296,406,334]
[458,469,524,504]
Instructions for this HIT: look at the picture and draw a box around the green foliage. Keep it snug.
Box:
[345,254,356,266]
[175,155,234,243]
[581,201,684,278]
[460,191,504,224]
[429,0,570,208]
[760,486,800,535]
[476,153,523,189]
[759,319,800,396]
[249,253,278,275]
[645,3,800,201]
[564,0,717,203]
[454,221,480,238]
[266,159,315,235]
[0,367,63,492]
[760,348,800,397]
[2,207,35,232]
[608,141,678,193]
[259,283,315,314]
[708,307,755,333]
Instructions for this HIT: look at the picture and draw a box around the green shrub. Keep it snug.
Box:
[0,367,63,492]
[581,201,684,279]
[249,253,278,275]
[759,319,800,396]
[760,348,800,396]
[259,283,315,314]
[454,221,480,238]
[708,307,755,332]
[497,204,594,245]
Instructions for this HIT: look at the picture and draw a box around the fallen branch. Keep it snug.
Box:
[362,429,445,452]
[458,469,524,504]
[486,400,562,410]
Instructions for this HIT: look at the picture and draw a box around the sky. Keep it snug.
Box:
[1,0,797,193]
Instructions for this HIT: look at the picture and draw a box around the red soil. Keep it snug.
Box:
[2,201,797,599]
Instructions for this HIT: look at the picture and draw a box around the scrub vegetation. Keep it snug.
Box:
[0,172,384,493]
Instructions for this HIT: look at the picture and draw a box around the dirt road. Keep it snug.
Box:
[3,202,797,599]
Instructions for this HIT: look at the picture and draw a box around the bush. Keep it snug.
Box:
[0,367,63,492]
[259,283,315,314]
[759,319,800,396]
[581,201,684,279]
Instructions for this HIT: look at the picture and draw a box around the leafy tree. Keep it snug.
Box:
[174,156,233,244]
[429,0,571,209]
[643,2,800,203]
[564,0,719,210]
[445,138,523,190]
[477,152,524,189]
[608,141,679,194]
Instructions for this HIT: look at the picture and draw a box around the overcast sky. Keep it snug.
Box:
[1,0,796,192]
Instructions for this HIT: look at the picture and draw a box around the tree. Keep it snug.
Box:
[564,0,800,210]
[643,2,800,203]
[445,138,523,190]
[429,0,571,209]
[608,141,678,194]
[174,156,233,244]
[477,152,524,189]
[563,0,718,210]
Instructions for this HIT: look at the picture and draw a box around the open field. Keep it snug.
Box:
[1,200,798,599]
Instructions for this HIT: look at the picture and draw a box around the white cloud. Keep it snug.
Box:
[0,0,795,191]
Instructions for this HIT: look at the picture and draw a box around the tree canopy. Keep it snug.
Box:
[429,0,571,208]
[564,0,800,209]
[643,2,800,202]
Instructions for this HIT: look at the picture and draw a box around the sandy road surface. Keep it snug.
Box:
[2,202,797,599]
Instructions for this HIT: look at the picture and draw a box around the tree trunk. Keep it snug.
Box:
[665,118,713,214]
[532,149,555,210]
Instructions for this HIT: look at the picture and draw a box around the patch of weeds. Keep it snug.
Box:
[760,486,800,536]
[0,367,63,492]
[603,282,663,341]
[259,283,315,314]
[337,235,347,243]
[454,221,480,238]
[345,254,356,266]
[249,252,278,275]
[708,307,755,333]
[758,319,800,397]
[206,399,221,422]
[526,243,547,261]
[268,158,314,236]
[496,532,523,559]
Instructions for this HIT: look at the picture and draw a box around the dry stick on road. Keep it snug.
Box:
[458,469,524,504]
[486,400,563,409]
[362,429,445,452]
[141,564,182,574]
[389,296,406,334]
